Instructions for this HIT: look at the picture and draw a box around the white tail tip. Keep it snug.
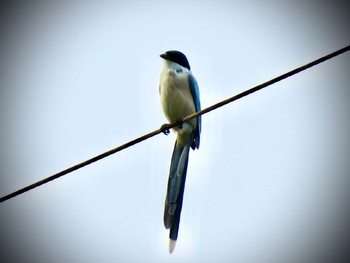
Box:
[169,239,176,253]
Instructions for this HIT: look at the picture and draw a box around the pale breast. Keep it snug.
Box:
[160,71,197,131]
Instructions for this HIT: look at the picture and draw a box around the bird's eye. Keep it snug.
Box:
[176,68,183,73]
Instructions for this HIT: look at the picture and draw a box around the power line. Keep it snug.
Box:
[0,45,349,203]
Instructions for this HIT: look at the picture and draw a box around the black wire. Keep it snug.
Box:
[0,45,349,203]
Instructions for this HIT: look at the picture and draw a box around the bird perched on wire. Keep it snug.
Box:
[159,50,201,253]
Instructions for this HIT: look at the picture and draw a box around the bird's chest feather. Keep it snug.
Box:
[160,72,195,124]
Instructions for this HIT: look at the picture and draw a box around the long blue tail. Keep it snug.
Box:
[164,137,192,243]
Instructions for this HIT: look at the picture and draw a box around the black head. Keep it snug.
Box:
[160,50,191,70]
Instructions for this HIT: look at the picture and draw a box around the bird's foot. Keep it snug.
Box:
[161,124,170,135]
[176,119,183,129]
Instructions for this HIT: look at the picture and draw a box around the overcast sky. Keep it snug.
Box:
[1,1,349,262]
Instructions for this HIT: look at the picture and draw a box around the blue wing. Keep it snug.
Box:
[188,74,201,150]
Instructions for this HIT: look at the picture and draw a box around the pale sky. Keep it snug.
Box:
[1,1,349,262]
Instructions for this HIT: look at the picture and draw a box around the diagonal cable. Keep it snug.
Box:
[0,45,349,203]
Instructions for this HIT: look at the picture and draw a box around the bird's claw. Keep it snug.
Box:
[161,124,170,135]
[176,119,183,129]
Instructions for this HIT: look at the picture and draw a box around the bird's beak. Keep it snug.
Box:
[160,53,169,60]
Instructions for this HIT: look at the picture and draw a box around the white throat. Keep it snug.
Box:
[163,60,190,75]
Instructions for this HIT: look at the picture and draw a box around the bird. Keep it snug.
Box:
[159,50,201,253]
